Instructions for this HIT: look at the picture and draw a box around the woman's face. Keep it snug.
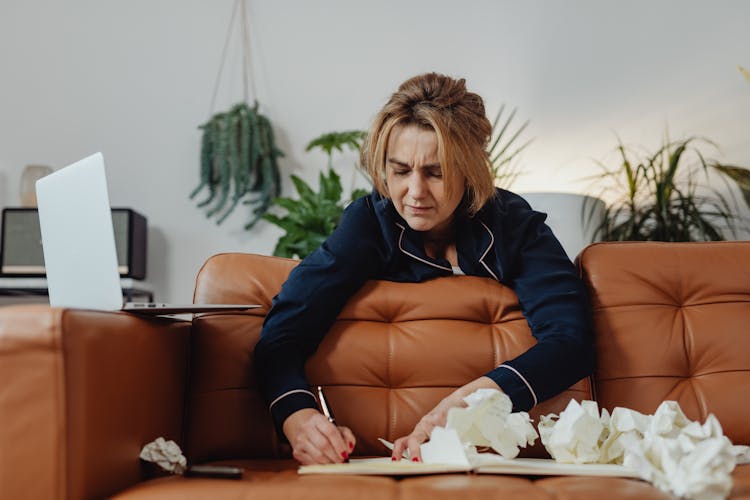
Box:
[385,125,465,237]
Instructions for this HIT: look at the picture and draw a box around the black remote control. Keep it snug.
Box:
[184,465,243,479]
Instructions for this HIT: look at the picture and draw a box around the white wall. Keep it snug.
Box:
[1,0,748,302]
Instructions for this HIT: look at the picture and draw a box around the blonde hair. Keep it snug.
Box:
[361,72,495,215]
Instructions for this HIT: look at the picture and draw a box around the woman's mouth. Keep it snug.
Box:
[406,205,432,214]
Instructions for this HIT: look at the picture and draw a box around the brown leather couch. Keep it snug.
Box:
[1,242,748,499]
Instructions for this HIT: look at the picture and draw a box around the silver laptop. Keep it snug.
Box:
[35,152,260,315]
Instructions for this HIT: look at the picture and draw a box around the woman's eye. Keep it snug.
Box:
[428,170,443,178]
[393,169,410,176]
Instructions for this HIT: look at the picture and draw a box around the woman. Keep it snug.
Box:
[254,72,594,465]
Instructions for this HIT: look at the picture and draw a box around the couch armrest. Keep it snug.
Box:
[0,305,190,500]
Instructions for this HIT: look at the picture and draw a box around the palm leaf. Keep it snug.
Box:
[712,164,750,209]
[488,106,532,188]
[593,135,744,242]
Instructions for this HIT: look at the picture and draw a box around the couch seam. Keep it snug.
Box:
[597,369,750,381]
[181,322,194,460]
[56,308,68,500]
[387,320,395,440]
[490,323,500,372]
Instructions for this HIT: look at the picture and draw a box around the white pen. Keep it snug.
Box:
[317,386,352,462]
[316,385,336,424]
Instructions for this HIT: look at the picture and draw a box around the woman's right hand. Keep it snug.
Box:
[282,408,356,465]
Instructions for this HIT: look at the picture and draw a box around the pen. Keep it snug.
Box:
[316,385,336,424]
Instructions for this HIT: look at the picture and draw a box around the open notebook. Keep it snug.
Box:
[35,152,259,315]
[298,456,641,477]
[299,432,639,478]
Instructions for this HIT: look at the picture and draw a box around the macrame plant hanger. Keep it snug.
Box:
[191,0,283,229]
[209,0,257,115]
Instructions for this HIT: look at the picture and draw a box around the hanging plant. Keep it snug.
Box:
[191,101,282,228]
[190,0,283,229]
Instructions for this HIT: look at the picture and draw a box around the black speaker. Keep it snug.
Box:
[0,207,147,279]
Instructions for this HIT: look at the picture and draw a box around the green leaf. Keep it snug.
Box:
[320,168,343,202]
[488,105,531,188]
[592,134,745,242]
[290,175,316,201]
[305,130,367,156]
[712,164,750,209]
[262,128,375,258]
[191,101,284,229]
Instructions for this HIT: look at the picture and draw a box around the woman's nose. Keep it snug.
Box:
[408,174,427,198]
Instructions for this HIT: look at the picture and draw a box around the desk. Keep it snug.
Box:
[0,277,154,303]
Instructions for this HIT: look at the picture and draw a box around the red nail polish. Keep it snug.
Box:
[391,456,398,461]
[342,451,349,460]
[412,457,419,462]
[349,441,354,450]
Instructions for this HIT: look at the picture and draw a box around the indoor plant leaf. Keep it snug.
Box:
[591,135,745,242]
[711,164,750,209]
[488,105,532,188]
[191,101,284,229]
[306,131,367,158]
[263,130,369,259]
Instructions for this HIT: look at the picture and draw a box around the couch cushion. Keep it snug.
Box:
[730,463,750,498]
[114,459,398,500]
[399,474,553,499]
[186,253,592,462]
[113,460,750,499]
[114,459,547,500]
[578,241,750,446]
[535,476,674,499]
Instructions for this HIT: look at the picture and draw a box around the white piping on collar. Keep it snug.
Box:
[479,221,499,281]
[395,223,453,272]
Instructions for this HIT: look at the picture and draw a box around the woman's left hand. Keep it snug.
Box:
[390,376,501,462]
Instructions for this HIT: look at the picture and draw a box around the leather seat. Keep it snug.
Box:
[1,241,748,499]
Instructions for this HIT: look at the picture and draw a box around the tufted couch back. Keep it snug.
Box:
[185,242,750,463]
[186,253,592,462]
[579,242,750,447]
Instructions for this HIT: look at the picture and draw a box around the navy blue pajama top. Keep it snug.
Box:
[254,188,595,436]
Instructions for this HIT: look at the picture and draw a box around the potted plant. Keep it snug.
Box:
[591,136,745,242]
[262,131,368,259]
[189,0,284,229]
[712,66,750,209]
[489,105,533,188]
[190,102,283,229]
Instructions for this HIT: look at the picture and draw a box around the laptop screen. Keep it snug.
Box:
[35,152,125,310]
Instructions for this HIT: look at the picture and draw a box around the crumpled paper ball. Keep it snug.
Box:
[140,437,187,474]
[620,403,736,500]
[538,399,609,464]
[598,405,651,464]
[445,388,537,459]
[538,400,738,500]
